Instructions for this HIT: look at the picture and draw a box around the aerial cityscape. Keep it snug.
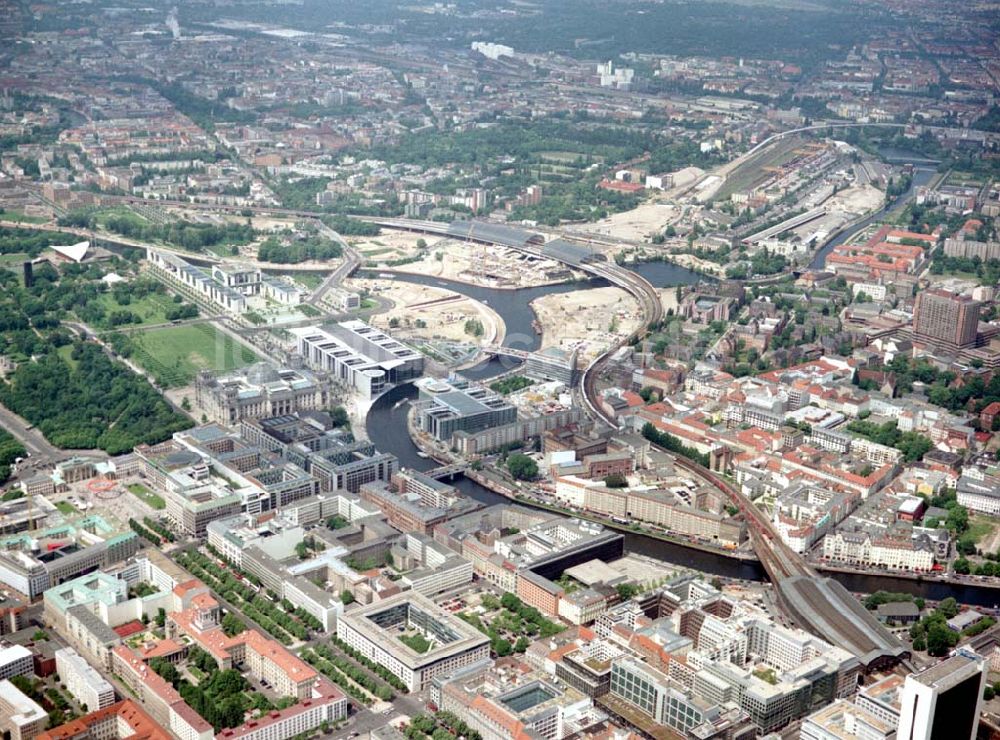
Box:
[0,0,998,739]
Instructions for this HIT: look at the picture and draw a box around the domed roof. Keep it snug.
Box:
[245,362,281,385]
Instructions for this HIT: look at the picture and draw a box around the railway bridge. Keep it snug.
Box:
[668,455,909,671]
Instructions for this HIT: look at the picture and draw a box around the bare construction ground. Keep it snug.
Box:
[348,277,504,346]
[351,229,429,263]
[531,285,641,363]
[568,201,681,244]
[387,237,581,288]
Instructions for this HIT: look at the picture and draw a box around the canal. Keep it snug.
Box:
[809,155,939,270]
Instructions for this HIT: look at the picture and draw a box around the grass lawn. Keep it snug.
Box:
[55,501,78,515]
[127,482,166,510]
[398,633,432,654]
[91,291,183,327]
[127,324,260,388]
[205,242,240,258]
[539,150,603,164]
[0,252,29,265]
[0,210,50,224]
[970,516,999,550]
[56,344,79,370]
[293,272,325,290]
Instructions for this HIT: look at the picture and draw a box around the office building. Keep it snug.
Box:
[897,652,986,740]
[608,656,710,735]
[913,289,981,349]
[525,346,578,385]
[336,592,490,691]
[0,679,47,740]
[38,700,171,740]
[239,414,397,494]
[146,248,248,313]
[0,644,33,680]
[0,516,139,599]
[413,377,517,443]
[292,321,424,399]
[801,699,895,740]
[55,647,115,712]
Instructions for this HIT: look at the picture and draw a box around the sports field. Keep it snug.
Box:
[128,323,259,387]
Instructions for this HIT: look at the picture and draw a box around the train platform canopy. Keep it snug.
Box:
[447,220,544,248]
[541,238,599,266]
[779,576,909,670]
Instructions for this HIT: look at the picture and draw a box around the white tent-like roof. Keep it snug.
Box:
[51,241,90,263]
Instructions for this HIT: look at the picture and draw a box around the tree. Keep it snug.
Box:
[149,658,179,686]
[616,583,641,600]
[604,473,628,488]
[938,597,960,619]
[330,406,350,428]
[221,613,245,637]
[926,624,954,657]
[493,638,512,657]
[155,607,166,628]
[340,590,355,605]
[506,453,538,480]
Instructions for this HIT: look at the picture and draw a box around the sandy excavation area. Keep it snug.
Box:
[387,237,583,288]
[531,286,641,363]
[351,229,429,262]
[826,184,885,215]
[567,201,681,245]
[348,277,504,345]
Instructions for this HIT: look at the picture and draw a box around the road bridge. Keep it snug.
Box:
[423,463,468,480]
[308,222,362,306]
[481,345,531,361]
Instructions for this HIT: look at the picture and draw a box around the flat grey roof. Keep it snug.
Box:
[437,390,494,416]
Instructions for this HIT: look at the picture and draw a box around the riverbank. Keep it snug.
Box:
[403,406,759,562]
[347,277,506,347]
[814,562,1000,591]
[465,467,761,561]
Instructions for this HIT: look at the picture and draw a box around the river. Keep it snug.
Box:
[362,168,1000,605]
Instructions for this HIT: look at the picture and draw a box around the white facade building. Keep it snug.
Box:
[55,647,115,711]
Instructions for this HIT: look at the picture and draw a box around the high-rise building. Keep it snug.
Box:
[913,289,981,349]
[897,651,986,740]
